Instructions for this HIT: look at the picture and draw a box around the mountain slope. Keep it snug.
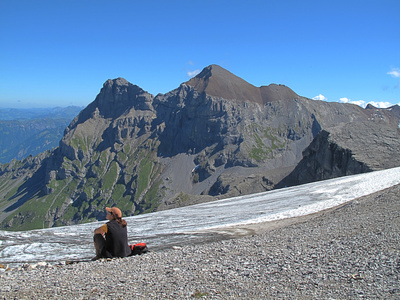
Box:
[0,65,399,230]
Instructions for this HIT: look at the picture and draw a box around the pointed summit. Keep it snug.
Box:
[186,65,263,104]
[186,65,299,104]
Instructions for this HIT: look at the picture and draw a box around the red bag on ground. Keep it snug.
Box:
[129,243,148,256]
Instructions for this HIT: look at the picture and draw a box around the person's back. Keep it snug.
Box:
[93,207,131,259]
[104,219,131,257]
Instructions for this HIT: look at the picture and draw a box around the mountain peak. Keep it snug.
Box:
[68,77,153,128]
[186,65,263,104]
[186,65,299,104]
[194,64,236,81]
[103,77,130,88]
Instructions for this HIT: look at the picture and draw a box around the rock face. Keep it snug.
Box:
[278,121,400,187]
[0,65,399,230]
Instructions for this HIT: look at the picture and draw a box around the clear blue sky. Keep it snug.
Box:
[1,0,399,108]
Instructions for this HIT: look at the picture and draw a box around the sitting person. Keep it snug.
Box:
[93,206,131,259]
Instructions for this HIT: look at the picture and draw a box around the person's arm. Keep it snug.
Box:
[94,224,108,235]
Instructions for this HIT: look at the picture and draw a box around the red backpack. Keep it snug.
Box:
[129,243,148,255]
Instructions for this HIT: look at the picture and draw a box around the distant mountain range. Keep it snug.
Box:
[0,107,83,121]
[0,65,399,231]
[0,107,83,163]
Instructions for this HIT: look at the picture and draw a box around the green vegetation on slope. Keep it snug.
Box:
[247,124,286,162]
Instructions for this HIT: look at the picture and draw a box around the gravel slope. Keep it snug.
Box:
[1,184,399,299]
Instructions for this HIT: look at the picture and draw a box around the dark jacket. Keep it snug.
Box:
[104,219,131,258]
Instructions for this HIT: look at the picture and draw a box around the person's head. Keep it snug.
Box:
[105,207,122,220]
[105,206,127,227]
